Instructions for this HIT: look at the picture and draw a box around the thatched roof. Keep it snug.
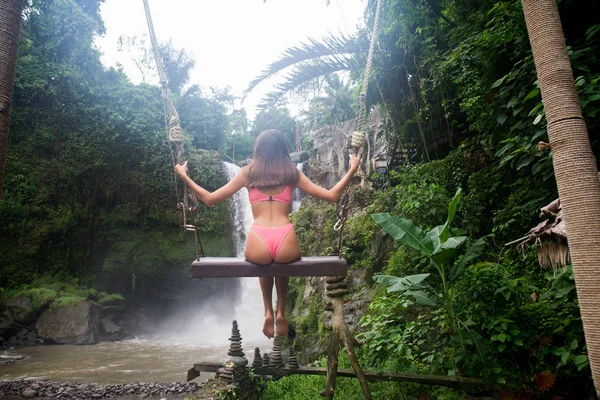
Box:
[510,198,570,270]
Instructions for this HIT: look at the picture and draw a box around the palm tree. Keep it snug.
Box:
[0,0,23,205]
[244,31,368,108]
[301,74,356,130]
[521,0,600,394]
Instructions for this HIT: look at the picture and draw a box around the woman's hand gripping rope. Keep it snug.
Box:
[174,161,188,178]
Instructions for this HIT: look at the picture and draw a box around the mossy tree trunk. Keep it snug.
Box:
[521,0,600,394]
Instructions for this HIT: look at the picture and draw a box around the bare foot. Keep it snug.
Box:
[276,313,289,337]
[263,313,274,339]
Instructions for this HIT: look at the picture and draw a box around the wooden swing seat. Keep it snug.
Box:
[191,256,347,278]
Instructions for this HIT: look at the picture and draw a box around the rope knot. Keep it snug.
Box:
[351,131,365,149]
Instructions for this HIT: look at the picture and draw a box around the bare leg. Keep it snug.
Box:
[259,277,275,339]
[275,277,289,337]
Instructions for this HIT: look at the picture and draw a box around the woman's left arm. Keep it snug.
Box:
[175,162,246,207]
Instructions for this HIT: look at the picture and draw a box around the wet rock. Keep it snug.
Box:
[21,388,37,398]
[0,353,26,365]
[36,301,100,345]
[0,379,203,398]
[100,318,121,334]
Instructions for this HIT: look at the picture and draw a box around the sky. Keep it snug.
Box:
[94,0,366,120]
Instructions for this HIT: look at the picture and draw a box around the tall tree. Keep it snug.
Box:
[521,0,600,394]
[0,0,23,205]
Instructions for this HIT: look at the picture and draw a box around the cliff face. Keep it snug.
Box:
[288,111,392,359]
[310,108,390,186]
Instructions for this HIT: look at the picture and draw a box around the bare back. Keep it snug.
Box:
[249,185,294,228]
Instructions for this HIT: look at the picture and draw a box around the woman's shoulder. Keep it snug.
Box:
[238,165,250,183]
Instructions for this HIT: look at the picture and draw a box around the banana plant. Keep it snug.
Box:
[371,188,488,333]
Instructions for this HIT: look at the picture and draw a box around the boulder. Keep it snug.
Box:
[8,295,35,324]
[36,301,100,344]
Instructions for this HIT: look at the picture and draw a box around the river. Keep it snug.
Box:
[0,336,267,384]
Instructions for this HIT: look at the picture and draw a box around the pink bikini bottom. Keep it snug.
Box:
[250,223,294,260]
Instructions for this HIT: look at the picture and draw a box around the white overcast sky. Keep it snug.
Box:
[94,0,366,120]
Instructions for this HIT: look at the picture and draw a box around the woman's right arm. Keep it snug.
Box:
[296,155,360,203]
[175,162,247,207]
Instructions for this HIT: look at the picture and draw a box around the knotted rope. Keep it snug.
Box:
[143,0,203,258]
[352,0,382,157]
[334,0,383,257]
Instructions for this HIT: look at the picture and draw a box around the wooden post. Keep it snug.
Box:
[321,276,372,400]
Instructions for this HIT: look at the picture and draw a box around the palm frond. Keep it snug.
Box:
[244,31,367,99]
[257,55,363,108]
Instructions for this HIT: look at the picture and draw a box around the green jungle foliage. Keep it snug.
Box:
[1,0,599,398]
[279,0,599,396]
[1,275,124,318]
[0,0,233,291]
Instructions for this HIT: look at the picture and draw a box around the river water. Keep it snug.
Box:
[0,163,273,384]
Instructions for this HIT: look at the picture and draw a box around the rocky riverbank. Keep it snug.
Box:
[0,379,203,399]
[1,287,134,349]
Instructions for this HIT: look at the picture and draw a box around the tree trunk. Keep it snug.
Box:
[0,0,22,206]
[521,0,600,395]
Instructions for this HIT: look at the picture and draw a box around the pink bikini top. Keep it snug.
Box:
[248,186,293,204]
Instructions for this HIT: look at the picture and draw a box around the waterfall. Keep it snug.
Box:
[291,162,304,212]
[222,162,267,342]
[223,162,254,256]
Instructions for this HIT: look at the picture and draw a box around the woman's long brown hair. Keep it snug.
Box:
[246,129,299,188]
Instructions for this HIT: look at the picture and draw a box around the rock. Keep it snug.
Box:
[8,295,36,324]
[36,301,100,344]
[98,317,134,341]
[21,388,37,398]
[311,108,388,188]
[100,318,121,334]
[289,151,309,163]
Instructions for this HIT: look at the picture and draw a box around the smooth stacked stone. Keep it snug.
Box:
[262,353,270,367]
[228,320,245,357]
[287,349,299,369]
[270,336,284,367]
[217,361,235,383]
[252,347,262,368]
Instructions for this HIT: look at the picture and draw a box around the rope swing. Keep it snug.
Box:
[142,0,204,259]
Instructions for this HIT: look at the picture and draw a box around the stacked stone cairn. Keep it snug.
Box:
[227,320,245,358]
[216,361,235,384]
[270,336,284,367]
[262,352,270,367]
[252,347,262,368]
[288,349,299,369]
[216,320,257,399]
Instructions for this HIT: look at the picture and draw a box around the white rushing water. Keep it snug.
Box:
[291,162,304,212]
[223,162,269,343]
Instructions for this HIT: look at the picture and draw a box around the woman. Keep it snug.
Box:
[175,129,360,339]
